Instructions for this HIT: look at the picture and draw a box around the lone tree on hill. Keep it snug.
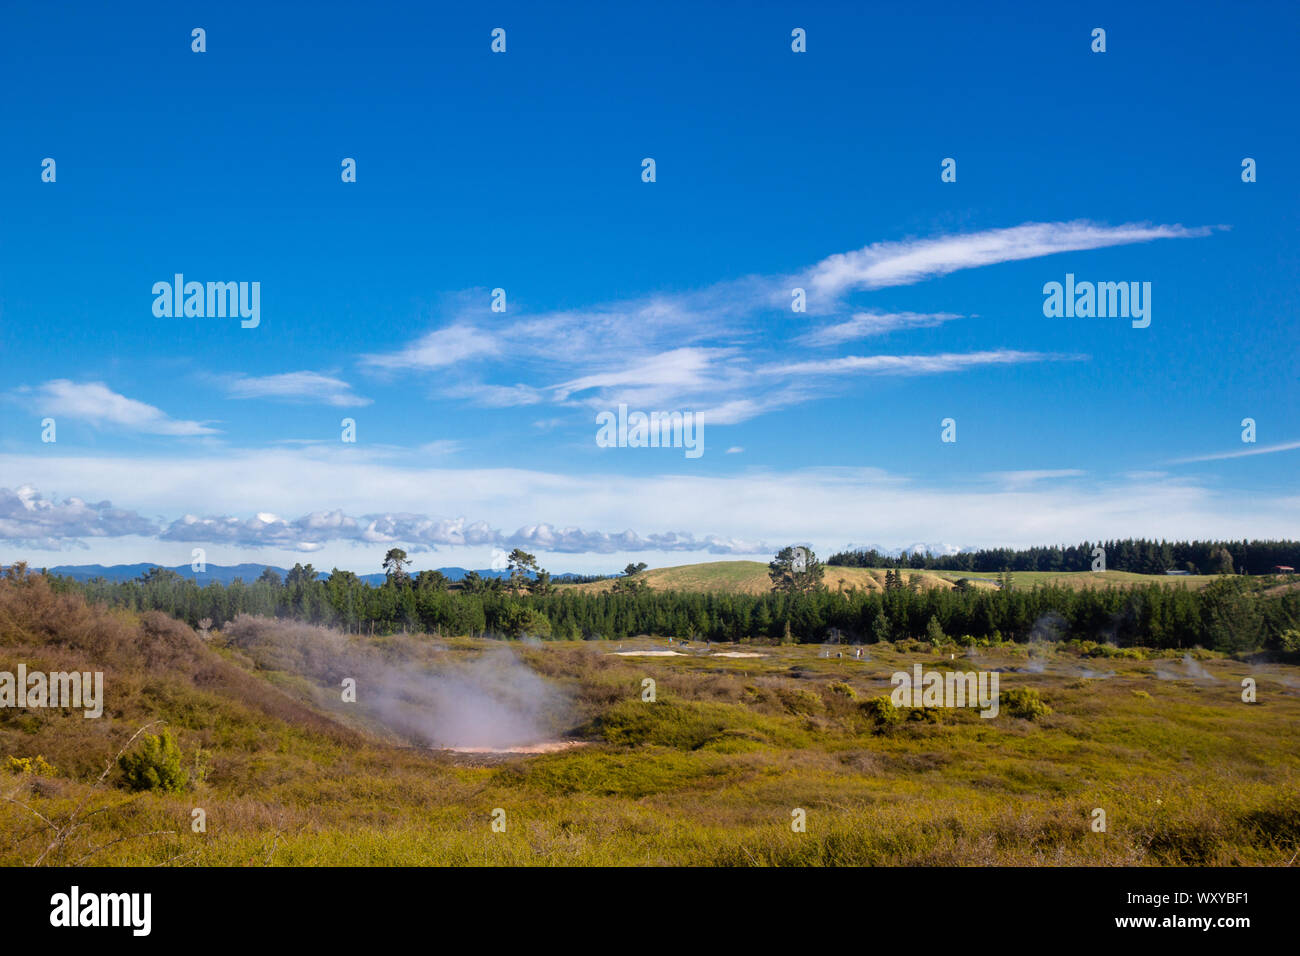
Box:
[612,561,650,594]
[382,548,411,585]
[506,548,541,592]
[769,545,825,594]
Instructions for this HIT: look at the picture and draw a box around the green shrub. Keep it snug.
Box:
[497,605,552,640]
[6,754,55,777]
[906,706,942,724]
[778,688,824,716]
[118,729,189,793]
[1001,687,1052,720]
[826,681,857,700]
[925,616,948,647]
[585,699,807,750]
[860,695,902,732]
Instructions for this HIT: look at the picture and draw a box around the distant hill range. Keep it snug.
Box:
[39,563,594,587]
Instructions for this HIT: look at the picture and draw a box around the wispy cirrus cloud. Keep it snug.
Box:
[222,371,371,407]
[760,349,1085,378]
[15,380,218,436]
[1168,439,1300,464]
[799,221,1215,299]
[801,311,964,346]
[362,323,500,371]
[552,348,737,402]
[358,221,1210,425]
[442,382,546,407]
[545,346,1078,424]
[985,469,1088,489]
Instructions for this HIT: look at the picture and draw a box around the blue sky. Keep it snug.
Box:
[1,0,1297,573]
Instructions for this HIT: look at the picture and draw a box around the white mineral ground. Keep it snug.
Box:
[436,740,590,755]
[609,650,686,656]
[608,649,768,657]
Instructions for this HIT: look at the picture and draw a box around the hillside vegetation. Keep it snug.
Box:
[566,562,974,595]
[61,556,1283,653]
[562,561,1220,594]
[3,570,1299,866]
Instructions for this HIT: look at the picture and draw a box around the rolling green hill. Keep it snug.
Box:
[562,560,1221,595]
[564,560,960,594]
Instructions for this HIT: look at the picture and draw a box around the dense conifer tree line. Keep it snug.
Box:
[43,558,1300,654]
[828,539,1300,576]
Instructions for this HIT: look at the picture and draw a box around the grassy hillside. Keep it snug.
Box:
[3,571,1298,866]
[927,568,1222,590]
[562,560,1220,594]
[565,561,983,594]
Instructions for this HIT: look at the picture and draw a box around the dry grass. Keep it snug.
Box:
[2,571,1297,866]
[564,561,973,595]
[561,561,1219,595]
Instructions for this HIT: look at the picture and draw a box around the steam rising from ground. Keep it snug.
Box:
[1156,654,1218,682]
[1023,612,1068,672]
[223,616,571,749]
[1078,666,1116,680]
[374,647,569,748]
